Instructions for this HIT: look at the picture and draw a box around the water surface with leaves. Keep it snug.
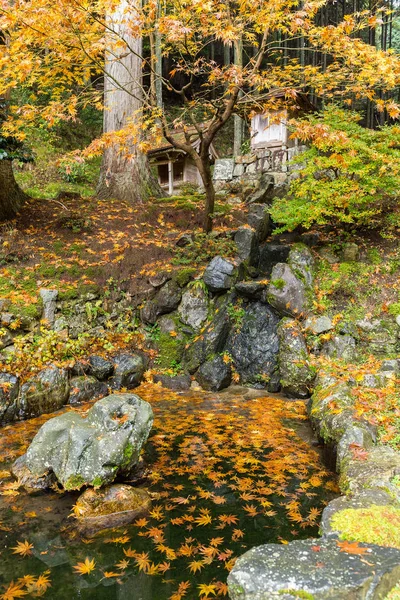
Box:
[0,384,338,599]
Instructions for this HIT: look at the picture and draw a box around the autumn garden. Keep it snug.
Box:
[0,0,400,599]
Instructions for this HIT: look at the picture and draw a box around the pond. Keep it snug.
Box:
[0,384,338,599]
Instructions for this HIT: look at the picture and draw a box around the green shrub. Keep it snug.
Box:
[270,107,400,233]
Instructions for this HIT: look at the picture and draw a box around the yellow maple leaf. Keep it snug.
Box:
[73,557,96,576]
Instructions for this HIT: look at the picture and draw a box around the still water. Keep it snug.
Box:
[0,384,337,599]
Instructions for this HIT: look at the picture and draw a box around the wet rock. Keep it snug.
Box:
[23,393,153,490]
[184,300,231,373]
[153,373,192,391]
[304,315,333,335]
[234,227,259,266]
[19,366,70,419]
[39,289,58,327]
[68,313,90,339]
[141,280,182,324]
[267,263,308,317]
[149,271,171,288]
[322,335,357,362]
[226,302,279,385]
[267,370,281,394]
[278,318,315,398]
[228,537,400,599]
[109,353,146,390]
[53,316,68,333]
[319,246,339,264]
[288,244,314,287]
[74,484,152,536]
[300,231,321,247]
[12,454,56,493]
[204,256,236,293]
[247,204,271,242]
[87,355,114,381]
[0,372,19,422]
[69,376,108,405]
[258,243,291,277]
[196,355,232,391]
[320,489,398,537]
[178,287,209,331]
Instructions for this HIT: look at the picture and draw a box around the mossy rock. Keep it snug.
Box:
[330,505,400,549]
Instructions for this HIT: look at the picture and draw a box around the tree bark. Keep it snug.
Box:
[195,156,215,233]
[97,0,161,203]
[0,160,27,221]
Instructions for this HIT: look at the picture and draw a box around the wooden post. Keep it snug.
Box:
[168,160,174,195]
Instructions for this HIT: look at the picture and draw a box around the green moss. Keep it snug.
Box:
[91,476,104,488]
[10,302,42,321]
[155,332,187,369]
[174,268,197,287]
[280,590,315,599]
[64,474,86,490]
[271,278,286,290]
[330,505,400,548]
[386,584,400,599]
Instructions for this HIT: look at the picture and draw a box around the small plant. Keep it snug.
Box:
[172,233,236,266]
[227,299,246,332]
[145,323,161,342]
[58,156,89,183]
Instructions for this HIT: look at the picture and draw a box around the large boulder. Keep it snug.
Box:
[39,288,58,327]
[196,355,231,391]
[203,256,236,292]
[258,243,291,277]
[267,263,308,317]
[178,286,209,331]
[278,318,315,398]
[87,355,114,380]
[226,301,279,385]
[22,393,153,491]
[309,382,356,444]
[0,372,19,423]
[74,484,152,536]
[18,366,70,419]
[109,353,146,390]
[246,204,271,242]
[184,300,231,373]
[228,537,400,599]
[322,335,358,362]
[288,244,314,287]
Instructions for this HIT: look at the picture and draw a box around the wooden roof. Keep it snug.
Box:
[236,89,316,119]
[147,124,219,160]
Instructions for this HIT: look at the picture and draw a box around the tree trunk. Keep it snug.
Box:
[97,0,161,203]
[0,160,27,221]
[196,156,215,233]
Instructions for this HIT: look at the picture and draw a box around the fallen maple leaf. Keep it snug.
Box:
[73,557,96,575]
[337,540,371,555]
[12,541,33,558]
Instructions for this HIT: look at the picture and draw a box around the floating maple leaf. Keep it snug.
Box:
[73,557,96,575]
[12,541,33,558]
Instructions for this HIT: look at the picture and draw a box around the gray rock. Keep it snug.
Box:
[247,204,271,242]
[235,280,269,301]
[228,537,400,599]
[340,446,400,498]
[0,329,13,350]
[234,227,259,266]
[396,315,400,328]
[153,373,192,391]
[53,316,68,332]
[204,256,236,292]
[227,302,279,385]
[23,393,153,490]
[87,355,114,380]
[175,233,193,248]
[267,263,308,317]
[1,312,14,327]
[288,244,314,287]
[278,318,315,398]
[12,454,56,492]
[141,280,182,324]
[0,372,19,422]
[309,383,355,444]
[69,376,108,404]
[183,300,231,373]
[342,242,359,262]
[178,287,209,331]
[75,484,152,536]
[380,359,400,373]
[109,353,146,390]
[196,356,231,391]
[148,272,170,288]
[304,315,333,335]
[68,313,90,339]
[336,424,375,471]
[258,244,291,277]
[267,370,281,394]
[319,246,339,264]
[19,366,70,419]
[322,335,357,362]
[300,231,321,247]
[213,158,235,181]
[39,289,58,327]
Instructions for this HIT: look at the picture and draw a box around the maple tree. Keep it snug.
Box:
[1,1,400,229]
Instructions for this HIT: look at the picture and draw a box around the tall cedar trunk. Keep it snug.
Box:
[196,157,215,233]
[97,0,161,203]
[0,160,27,221]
